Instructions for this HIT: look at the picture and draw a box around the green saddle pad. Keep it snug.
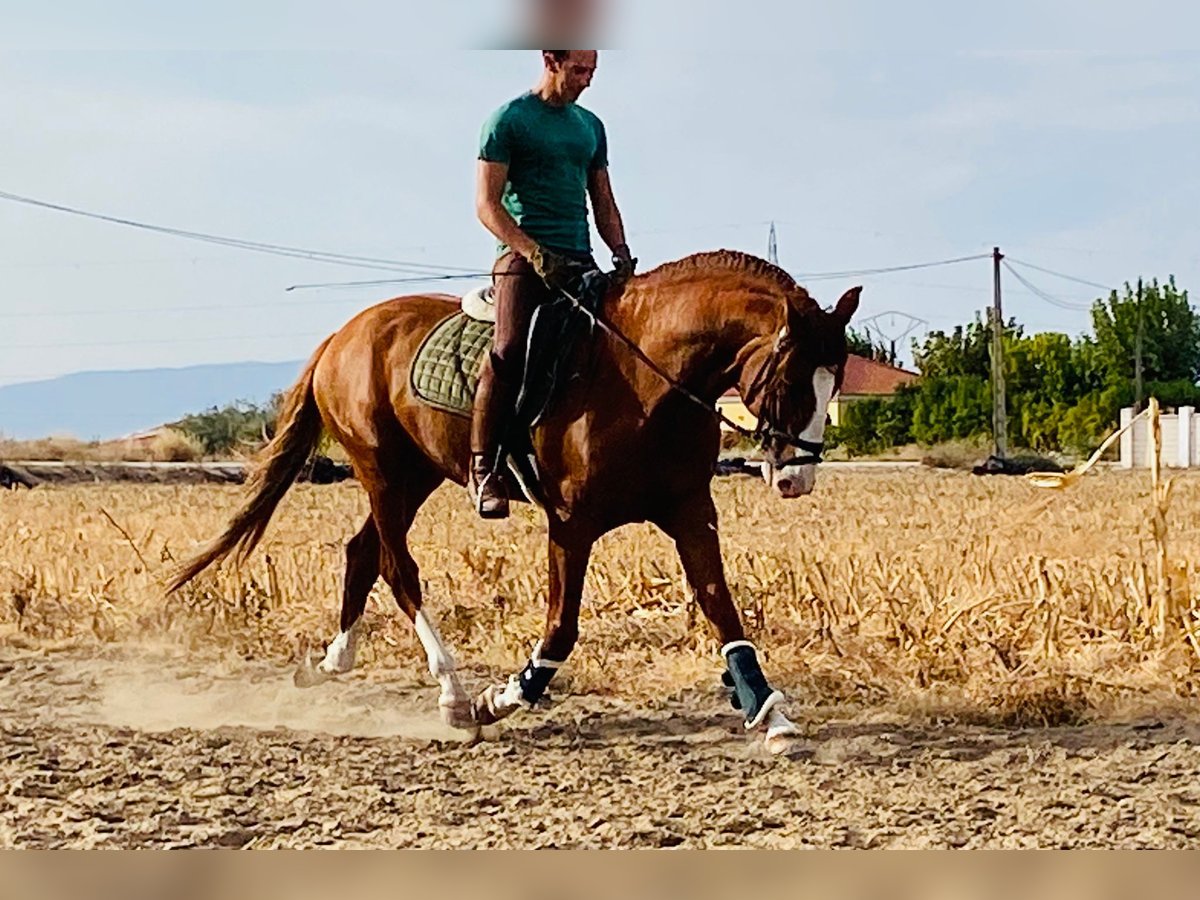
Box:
[410,312,494,417]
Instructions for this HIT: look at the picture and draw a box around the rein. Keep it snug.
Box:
[557,278,825,466]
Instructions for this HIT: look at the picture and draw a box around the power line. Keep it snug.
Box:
[286,272,489,292]
[792,253,992,282]
[1005,257,1115,292]
[291,251,996,293]
[0,331,329,351]
[0,278,482,320]
[0,189,480,276]
[1000,260,1093,311]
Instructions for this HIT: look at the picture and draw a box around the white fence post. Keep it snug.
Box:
[1180,406,1195,469]
[1120,407,1134,468]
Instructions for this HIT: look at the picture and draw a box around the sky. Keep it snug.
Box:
[2,2,1199,386]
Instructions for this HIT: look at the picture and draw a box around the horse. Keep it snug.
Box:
[169,249,860,753]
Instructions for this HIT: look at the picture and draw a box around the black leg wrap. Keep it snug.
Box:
[723,643,781,728]
[721,670,742,709]
[518,660,557,706]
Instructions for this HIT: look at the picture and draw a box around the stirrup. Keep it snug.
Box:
[471,468,510,519]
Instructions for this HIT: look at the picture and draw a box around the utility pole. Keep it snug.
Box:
[1134,277,1145,412]
[991,246,1009,458]
[767,222,779,265]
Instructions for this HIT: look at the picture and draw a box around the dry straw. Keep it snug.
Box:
[2,441,1199,721]
[1029,398,1195,660]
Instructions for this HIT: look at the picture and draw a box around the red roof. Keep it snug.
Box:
[721,355,917,399]
[841,355,918,395]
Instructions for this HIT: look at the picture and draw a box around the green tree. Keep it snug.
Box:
[1057,384,1130,456]
[173,394,282,456]
[834,387,916,457]
[1005,332,1103,450]
[910,375,991,445]
[1092,277,1200,386]
[846,327,896,365]
[911,315,1021,380]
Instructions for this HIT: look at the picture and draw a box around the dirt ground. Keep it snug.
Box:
[3,645,1199,849]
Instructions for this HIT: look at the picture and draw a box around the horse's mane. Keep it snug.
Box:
[638,250,813,307]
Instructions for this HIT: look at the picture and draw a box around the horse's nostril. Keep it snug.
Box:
[777,478,794,492]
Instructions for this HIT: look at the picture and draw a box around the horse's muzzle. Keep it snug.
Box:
[763,462,817,498]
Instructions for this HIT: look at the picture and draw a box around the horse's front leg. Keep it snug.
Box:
[474,525,592,725]
[656,491,799,754]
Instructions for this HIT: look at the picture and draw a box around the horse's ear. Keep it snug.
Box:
[832,286,862,325]
[786,286,814,319]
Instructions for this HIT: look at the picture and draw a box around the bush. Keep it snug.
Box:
[149,429,204,462]
[173,396,281,456]
[1058,385,1128,456]
[911,375,991,445]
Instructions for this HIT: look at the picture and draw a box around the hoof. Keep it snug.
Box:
[292,653,330,689]
[472,683,522,727]
[762,707,803,756]
[764,727,802,756]
[316,630,358,676]
[439,696,479,733]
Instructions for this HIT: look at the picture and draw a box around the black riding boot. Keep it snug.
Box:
[470,453,510,519]
[470,354,516,520]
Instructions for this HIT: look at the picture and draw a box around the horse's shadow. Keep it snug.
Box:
[489,697,1200,768]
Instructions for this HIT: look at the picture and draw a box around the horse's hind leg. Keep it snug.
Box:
[361,455,476,733]
[316,516,380,676]
[655,491,799,753]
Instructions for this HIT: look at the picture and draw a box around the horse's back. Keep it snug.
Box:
[312,293,461,443]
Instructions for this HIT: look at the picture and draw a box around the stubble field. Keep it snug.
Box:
[3,467,1200,847]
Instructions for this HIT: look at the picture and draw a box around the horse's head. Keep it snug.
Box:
[750,285,861,498]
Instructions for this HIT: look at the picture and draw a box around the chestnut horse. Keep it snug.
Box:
[170,250,859,753]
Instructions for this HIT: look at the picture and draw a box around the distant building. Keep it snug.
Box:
[113,426,173,451]
[717,354,919,431]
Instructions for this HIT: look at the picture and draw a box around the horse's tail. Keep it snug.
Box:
[168,335,334,592]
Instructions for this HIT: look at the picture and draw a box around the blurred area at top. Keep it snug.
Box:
[500,0,614,49]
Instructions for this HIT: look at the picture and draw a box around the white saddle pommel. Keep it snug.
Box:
[461,286,496,323]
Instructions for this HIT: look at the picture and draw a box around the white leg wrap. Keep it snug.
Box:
[745,689,785,730]
[414,609,476,732]
[415,609,457,678]
[720,640,757,658]
[317,623,360,675]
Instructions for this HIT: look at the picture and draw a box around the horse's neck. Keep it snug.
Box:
[610,277,780,404]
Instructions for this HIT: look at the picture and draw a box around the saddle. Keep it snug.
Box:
[410,268,609,503]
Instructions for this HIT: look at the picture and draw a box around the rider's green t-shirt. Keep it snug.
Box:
[479,92,608,257]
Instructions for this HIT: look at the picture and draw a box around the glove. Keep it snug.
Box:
[528,245,574,291]
[612,243,637,286]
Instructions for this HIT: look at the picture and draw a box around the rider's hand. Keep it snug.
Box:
[612,243,637,286]
[529,245,574,291]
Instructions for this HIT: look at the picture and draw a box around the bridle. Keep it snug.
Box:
[739,328,826,467]
[557,270,827,467]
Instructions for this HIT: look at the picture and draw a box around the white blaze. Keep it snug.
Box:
[801,367,837,444]
[770,366,837,497]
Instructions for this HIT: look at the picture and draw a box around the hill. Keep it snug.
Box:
[0,361,303,441]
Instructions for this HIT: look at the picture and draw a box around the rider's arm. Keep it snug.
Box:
[476,160,539,260]
[587,167,628,258]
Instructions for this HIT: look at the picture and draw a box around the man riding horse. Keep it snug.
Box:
[171,50,863,754]
[471,49,635,519]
